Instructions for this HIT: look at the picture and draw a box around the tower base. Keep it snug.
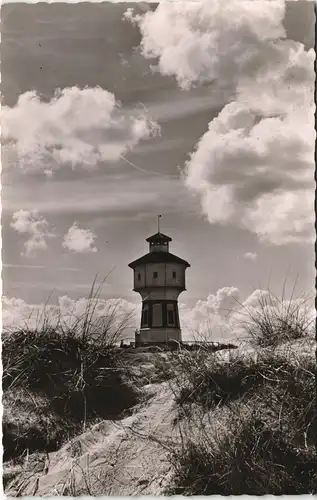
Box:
[136,328,182,345]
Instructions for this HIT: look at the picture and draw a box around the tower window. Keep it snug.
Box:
[137,273,141,280]
[167,309,175,325]
[152,303,163,327]
[153,271,158,279]
[172,271,176,279]
[142,307,149,327]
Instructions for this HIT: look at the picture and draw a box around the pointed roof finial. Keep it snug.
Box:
[157,214,161,233]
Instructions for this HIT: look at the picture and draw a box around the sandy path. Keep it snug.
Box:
[6,382,179,496]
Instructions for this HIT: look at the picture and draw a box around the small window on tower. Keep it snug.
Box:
[172,271,176,279]
[137,273,141,280]
[153,271,158,279]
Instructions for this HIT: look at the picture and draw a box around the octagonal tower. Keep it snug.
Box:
[128,227,190,345]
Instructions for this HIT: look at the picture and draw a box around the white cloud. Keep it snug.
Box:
[2,295,140,341]
[62,222,97,254]
[184,102,314,245]
[3,288,239,341]
[244,252,257,262]
[2,296,34,329]
[2,287,314,345]
[179,286,241,341]
[127,0,288,91]
[241,288,273,310]
[130,0,315,245]
[2,86,159,173]
[179,286,314,343]
[10,209,54,257]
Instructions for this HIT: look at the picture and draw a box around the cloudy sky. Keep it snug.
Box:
[1,0,315,340]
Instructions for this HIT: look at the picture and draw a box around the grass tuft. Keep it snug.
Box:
[238,286,314,348]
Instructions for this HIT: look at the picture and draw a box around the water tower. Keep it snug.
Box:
[128,216,190,345]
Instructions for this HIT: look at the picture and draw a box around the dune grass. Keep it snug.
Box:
[167,408,317,495]
[2,280,142,462]
[2,282,316,495]
[166,343,316,493]
[235,283,314,347]
[164,288,316,495]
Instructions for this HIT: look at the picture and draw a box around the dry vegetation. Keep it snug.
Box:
[2,283,143,465]
[164,345,316,494]
[2,286,316,495]
[239,287,314,347]
[163,290,317,495]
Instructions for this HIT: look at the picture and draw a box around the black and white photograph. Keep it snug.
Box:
[1,0,316,495]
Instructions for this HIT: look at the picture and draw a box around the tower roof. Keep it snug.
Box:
[128,251,190,269]
[146,232,172,243]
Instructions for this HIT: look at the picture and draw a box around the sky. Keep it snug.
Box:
[1,0,315,341]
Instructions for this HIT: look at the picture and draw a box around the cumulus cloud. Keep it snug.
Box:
[129,0,315,245]
[185,101,314,245]
[2,86,159,172]
[244,252,257,262]
[10,209,54,257]
[56,295,139,334]
[179,286,242,341]
[190,286,240,319]
[126,0,288,90]
[241,288,273,310]
[62,222,98,253]
[3,288,240,341]
[2,294,140,341]
[3,286,314,345]
[179,286,314,343]
[2,296,34,329]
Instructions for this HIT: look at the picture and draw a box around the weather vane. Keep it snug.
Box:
[157,214,161,233]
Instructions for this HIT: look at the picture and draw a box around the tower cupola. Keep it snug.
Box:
[146,232,172,253]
